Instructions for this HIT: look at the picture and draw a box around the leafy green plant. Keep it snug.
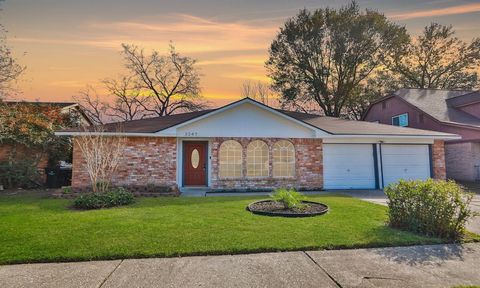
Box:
[0,159,41,189]
[73,187,135,210]
[385,179,476,239]
[62,186,72,194]
[271,188,306,209]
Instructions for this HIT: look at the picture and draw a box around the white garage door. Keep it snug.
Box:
[381,145,431,187]
[323,144,376,189]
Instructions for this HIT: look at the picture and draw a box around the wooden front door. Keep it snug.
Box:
[183,141,208,186]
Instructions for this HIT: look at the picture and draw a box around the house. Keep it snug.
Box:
[363,88,480,182]
[57,98,457,194]
[0,101,92,185]
[1,101,93,126]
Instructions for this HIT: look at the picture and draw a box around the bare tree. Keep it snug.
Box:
[121,43,207,116]
[73,86,107,125]
[0,2,24,99]
[102,76,152,121]
[241,81,273,105]
[73,126,125,193]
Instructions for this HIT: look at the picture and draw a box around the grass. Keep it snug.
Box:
[0,193,460,265]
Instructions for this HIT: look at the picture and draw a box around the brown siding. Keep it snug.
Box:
[364,97,480,142]
[72,137,178,194]
[210,137,323,191]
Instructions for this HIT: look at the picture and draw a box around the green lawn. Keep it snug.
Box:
[0,193,446,264]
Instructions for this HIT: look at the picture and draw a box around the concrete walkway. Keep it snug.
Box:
[333,189,480,235]
[1,243,479,288]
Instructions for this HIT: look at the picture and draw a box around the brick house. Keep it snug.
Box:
[58,98,456,195]
[363,88,480,182]
[0,101,92,184]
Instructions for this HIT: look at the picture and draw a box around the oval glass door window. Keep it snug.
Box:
[191,149,200,168]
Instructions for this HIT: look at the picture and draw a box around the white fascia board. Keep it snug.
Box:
[55,131,176,137]
[322,134,460,140]
[163,98,329,136]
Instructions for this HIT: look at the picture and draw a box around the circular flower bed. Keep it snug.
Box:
[247,200,329,217]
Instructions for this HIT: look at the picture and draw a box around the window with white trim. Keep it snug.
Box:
[272,140,295,177]
[392,113,408,127]
[246,140,269,177]
[219,140,243,178]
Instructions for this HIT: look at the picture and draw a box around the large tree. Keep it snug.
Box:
[102,76,151,121]
[121,43,206,116]
[387,23,480,90]
[266,2,408,117]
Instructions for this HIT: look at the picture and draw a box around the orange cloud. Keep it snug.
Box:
[390,3,480,20]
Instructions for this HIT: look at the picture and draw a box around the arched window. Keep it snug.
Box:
[219,140,243,178]
[247,140,269,177]
[272,140,295,177]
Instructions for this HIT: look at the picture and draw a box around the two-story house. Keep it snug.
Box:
[363,88,480,182]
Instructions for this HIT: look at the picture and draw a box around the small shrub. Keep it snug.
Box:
[0,159,41,189]
[385,179,475,239]
[62,186,72,194]
[271,188,305,209]
[73,187,135,210]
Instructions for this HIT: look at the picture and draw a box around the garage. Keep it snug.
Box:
[381,144,431,187]
[323,144,377,189]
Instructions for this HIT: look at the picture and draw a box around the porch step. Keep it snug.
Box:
[180,187,210,197]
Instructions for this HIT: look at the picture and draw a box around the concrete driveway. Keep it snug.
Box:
[332,189,480,235]
[1,243,479,288]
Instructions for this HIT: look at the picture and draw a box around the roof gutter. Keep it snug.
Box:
[323,134,460,140]
[55,131,460,140]
[54,132,176,137]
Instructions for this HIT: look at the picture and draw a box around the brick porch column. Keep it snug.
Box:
[432,140,446,180]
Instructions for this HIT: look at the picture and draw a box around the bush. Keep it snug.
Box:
[0,159,41,189]
[73,188,135,210]
[271,188,305,209]
[385,179,475,239]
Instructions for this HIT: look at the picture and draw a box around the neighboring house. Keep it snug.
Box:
[2,101,93,126]
[0,101,92,184]
[363,88,480,182]
[57,98,457,194]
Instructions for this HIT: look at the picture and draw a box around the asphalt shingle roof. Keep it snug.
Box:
[59,98,455,137]
[393,88,480,127]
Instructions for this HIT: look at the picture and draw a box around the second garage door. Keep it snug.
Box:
[381,144,431,187]
[323,144,377,189]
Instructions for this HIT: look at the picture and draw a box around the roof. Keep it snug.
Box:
[446,90,480,108]
[61,109,214,133]
[302,116,451,137]
[2,100,78,108]
[374,88,480,127]
[58,98,456,138]
[2,100,93,125]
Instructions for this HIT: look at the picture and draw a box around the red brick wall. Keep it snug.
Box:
[432,140,446,180]
[210,137,323,190]
[444,142,480,181]
[72,137,178,193]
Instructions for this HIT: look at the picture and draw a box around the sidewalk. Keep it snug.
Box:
[1,243,479,288]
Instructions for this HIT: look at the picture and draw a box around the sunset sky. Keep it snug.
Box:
[3,0,480,107]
